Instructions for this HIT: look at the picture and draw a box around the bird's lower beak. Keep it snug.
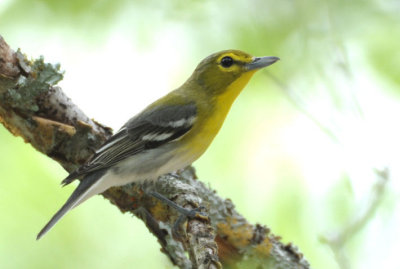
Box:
[245,56,280,71]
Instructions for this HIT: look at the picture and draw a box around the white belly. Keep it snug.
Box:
[104,144,194,187]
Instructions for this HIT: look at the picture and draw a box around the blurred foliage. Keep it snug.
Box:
[1,0,400,268]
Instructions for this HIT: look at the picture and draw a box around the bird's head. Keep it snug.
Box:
[190,50,279,95]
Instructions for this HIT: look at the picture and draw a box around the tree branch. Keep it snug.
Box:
[0,35,310,269]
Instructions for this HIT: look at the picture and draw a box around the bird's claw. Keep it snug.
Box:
[172,206,209,239]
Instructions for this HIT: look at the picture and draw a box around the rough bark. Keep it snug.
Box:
[0,35,310,269]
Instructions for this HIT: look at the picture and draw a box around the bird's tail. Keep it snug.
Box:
[36,169,107,240]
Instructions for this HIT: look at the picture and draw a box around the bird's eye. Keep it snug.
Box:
[220,56,234,68]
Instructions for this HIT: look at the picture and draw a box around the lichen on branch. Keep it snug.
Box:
[0,35,310,269]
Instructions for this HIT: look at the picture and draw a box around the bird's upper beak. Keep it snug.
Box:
[245,56,280,71]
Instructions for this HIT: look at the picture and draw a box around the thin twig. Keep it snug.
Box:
[264,72,340,143]
[320,168,389,269]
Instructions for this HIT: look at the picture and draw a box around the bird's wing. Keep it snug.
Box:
[62,103,197,185]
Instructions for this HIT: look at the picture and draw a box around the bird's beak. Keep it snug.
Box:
[245,56,280,71]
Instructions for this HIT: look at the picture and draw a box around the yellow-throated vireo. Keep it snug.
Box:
[37,49,279,239]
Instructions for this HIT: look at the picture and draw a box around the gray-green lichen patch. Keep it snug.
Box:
[16,49,31,74]
[158,221,192,269]
[4,56,64,112]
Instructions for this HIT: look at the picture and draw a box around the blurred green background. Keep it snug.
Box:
[1,0,400,268]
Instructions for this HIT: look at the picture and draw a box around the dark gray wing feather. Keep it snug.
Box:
[62,103,197,185]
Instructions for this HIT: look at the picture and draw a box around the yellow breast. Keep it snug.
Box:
[179,70,257,161]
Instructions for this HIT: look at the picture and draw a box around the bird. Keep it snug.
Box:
[37,49,279,239]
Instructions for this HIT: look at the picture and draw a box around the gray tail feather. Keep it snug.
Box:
[37,170,106,240]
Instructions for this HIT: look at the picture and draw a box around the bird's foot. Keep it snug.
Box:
[148,191,209,239]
